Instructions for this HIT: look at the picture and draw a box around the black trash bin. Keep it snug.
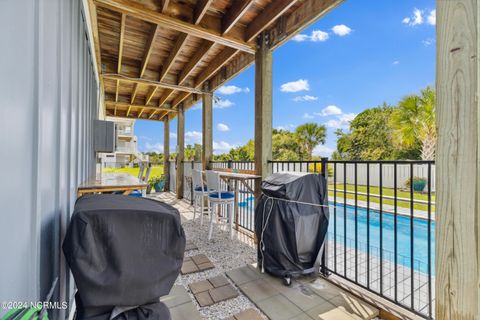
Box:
[63,194,186,320]
[254,172,329,285]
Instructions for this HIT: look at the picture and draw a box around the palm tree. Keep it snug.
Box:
[390,87,436,160]
[295,123,327,160]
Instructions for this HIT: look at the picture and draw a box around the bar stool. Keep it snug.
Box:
[192,169,210,225]
[205,170,235,240]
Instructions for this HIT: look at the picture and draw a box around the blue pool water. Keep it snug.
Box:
[238,198,435,275]
[328,204,435,275]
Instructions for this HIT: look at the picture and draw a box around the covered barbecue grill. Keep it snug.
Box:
[254,172,329,285]
[63,194,186,320]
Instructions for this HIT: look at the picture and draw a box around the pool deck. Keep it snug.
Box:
[149,192,387,320]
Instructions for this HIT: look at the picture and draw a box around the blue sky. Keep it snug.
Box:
[135,0,436,157]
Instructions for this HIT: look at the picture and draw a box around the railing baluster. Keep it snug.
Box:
[410,162,414,309]
[379,163,383,295]
[367,163,370,289]
[427,162,432,318]
[343,163,347,277]
[334,162,337,273]
[394,163,398,302]
[354,162,358,283]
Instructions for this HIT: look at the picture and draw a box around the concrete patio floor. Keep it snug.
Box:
[149,192,382,320]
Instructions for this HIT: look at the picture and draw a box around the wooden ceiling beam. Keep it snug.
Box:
[245,0,299,42]
[145,32,188,106]
[177,40,214,85]
[194,47,238,87]
[105,101,177,113]
[161,0,169,13]
[131,24,160,104]
[222,0,254,35]
[115,13,127,102]
[103,74,205,94]
[193,0,214,25]
[94,0,256,54]
[158,89,175,106]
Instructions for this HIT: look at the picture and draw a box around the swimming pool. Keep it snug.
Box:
[238,198,435,275]
[329,203,434,275]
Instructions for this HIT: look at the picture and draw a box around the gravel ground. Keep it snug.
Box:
[149,193,267,320]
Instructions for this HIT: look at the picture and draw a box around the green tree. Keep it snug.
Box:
[294,123,327,160]
[390,87,436,160]
[272,129,305,160]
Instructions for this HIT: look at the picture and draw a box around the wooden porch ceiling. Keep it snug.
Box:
[88,0,343,121]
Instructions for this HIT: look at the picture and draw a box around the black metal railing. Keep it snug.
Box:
[169,159,435,318]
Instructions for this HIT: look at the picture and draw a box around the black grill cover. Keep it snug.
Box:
[254,172,329,277]
[63,194,185,319]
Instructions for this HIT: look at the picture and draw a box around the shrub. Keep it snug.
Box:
[405,176,427,192]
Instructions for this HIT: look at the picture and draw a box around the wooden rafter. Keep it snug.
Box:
[161,0,169,13]
[245,0,299,42]
[177,40,214,85]
[105,101,177,113]
[172,47,238,108]
[94,0,256,54]
[103,74,206,94]
[222,0,254,35]
[131,24,159,104]
[193,0,214,25]
[145,33,189,105]
[115,13,126,102]
[158,89,175,106]
[195,47,238,87]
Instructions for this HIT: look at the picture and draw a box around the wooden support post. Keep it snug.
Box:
[254,32,272,199]
[176,104,185,198]
[202,84,213,170]
[163,119,170,191]
[436,1,480,319]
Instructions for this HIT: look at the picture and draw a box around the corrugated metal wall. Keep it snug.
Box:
[0,0,99,318]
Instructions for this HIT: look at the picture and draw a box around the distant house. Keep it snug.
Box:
[99,118,149,168]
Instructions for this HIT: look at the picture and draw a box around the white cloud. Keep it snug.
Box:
[393,60,400,65]
[313,145,335,157]
[217,85,250,95]
[170,132,177,139]
[303,113,314,119]
[311,30,329,42]
[280,79,310,92]
[427,9,436,25]
[293,95,318,102]
[292,34,309,42]
[144,142,163,153]
[276,124,296,131]
[326,112,356,129]
[331,24,352,36]
[213,141,236,154]
[422,38,435,46]
[291,30,329,42]
[316,105,343,116]
[185,131,202,143]
[214,99,234,109]
[403,8,424,26]
[217,123,230,132]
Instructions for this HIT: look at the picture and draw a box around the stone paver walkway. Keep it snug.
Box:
[185,240,198,252]
[181,254,215,274]
[227,308,264,320]
[189,275,239,307]
[160,285,202,320]
[227,264,379,320]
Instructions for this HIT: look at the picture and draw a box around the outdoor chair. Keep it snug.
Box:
[205,170,235,240]
[130,165,151,197]
[192,169,210,225]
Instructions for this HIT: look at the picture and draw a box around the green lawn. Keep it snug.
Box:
[103,165,164,181]
[329,184,436,212]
